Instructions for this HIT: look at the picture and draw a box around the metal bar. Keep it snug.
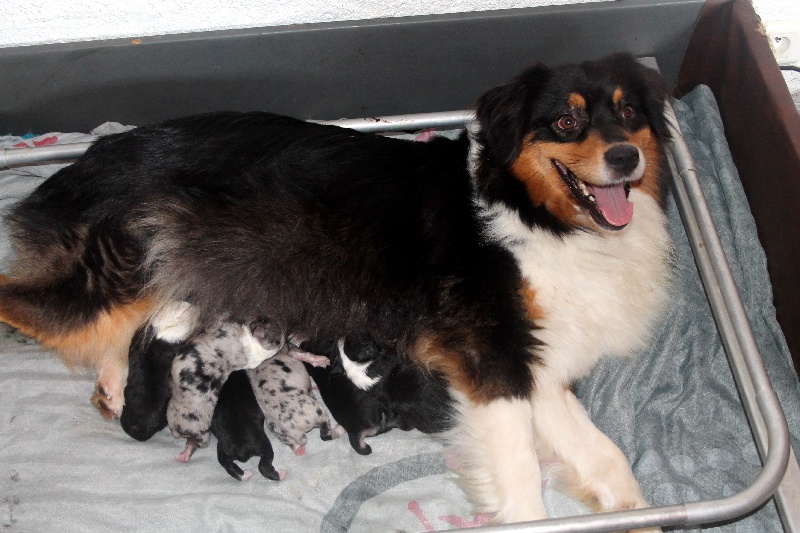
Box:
[1,107,796,532]
[662,103,800,531]
[311,110,474,133]
[0,111,476,169]
[1,142,93,168]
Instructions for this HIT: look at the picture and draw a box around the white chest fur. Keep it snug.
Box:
[483,190,672,384]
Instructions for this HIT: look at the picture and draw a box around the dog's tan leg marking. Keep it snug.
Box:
[0,283,156,418]
[531,381,659,532]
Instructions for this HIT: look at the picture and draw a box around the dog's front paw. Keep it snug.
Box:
[607,496,661,533]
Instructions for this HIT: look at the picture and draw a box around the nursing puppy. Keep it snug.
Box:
[120,316,283,481]
[121,302,197,439]
[120,324,177,441]
[302,336,452,454]
[175,370,284,482]
[248,352,343,456]
[167,319,283,448]
[0,54,671,525]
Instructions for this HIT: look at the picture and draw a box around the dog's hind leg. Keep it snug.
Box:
[0,274,156,417]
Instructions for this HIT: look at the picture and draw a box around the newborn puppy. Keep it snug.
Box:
[302,336,452,455]
[167,319,284,448]
[120,325,180,441]
[175,370,285,481]
[121,300,199,440]
[248,350,344,456]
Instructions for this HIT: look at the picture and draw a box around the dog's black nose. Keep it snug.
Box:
[604,144,640,175]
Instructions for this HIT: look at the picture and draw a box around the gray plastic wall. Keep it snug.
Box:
[0,0,704,135]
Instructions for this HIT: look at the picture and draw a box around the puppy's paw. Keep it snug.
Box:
[290,350,330,368]
[174,440,198,463]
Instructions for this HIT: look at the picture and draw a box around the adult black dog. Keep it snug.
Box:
[0,53,671,525]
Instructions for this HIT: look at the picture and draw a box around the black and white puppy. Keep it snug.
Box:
[302,336,452,455]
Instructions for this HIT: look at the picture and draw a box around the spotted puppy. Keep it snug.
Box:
[167,319,284,448]
[248,349,344,456]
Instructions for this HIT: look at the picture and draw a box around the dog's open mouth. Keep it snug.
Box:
[553,160,633,230]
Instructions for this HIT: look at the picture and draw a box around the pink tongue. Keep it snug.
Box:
[585,183,633,227]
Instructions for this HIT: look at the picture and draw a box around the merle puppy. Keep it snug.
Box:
[167,319,284,448]
[302,336,452,455]
[248,351,344,455]
[175,370,285,481]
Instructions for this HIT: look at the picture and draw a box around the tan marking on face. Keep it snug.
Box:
[510,132,610,228]
[510,115,665,229]
[567,93,587,110]
[613,87,625,106]
[627,126,664,202]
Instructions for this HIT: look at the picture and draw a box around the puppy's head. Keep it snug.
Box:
[120,326,177,441]
[474,53,671,233]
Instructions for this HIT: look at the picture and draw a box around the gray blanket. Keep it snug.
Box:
[0,85,797,532]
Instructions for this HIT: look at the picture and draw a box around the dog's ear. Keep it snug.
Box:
[474,63,552,168]
[638,64,672,141]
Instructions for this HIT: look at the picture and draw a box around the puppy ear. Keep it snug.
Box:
[474,64,552,167]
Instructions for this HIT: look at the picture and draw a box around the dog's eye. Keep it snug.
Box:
[555,115,579,131]
[621,105,636,119]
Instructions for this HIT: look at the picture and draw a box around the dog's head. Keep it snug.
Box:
[473,53,671,233]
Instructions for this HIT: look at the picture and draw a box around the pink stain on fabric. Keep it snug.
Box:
[413,129,437,142]
[12,136,59,149]
[438,513,492,528]
[408,501,435,532]
[410,500,492,531]
[33,136,58,147]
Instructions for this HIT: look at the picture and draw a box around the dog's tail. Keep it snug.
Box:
[0,273,154,364]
